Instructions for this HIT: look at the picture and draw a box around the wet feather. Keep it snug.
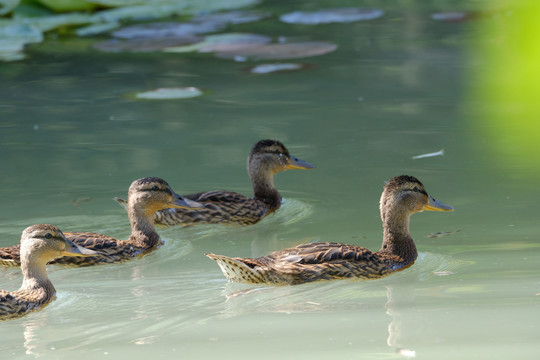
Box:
[115,140,315,227]
[0,177,196,267]
[207,175,453,285]
[0,224,95,320]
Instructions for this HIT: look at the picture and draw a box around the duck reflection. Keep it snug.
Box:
[217,278,422,358]
[21,317,47,357]
[385,284,417,358]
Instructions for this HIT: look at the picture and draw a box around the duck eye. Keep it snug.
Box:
[44,233,52,239]
[151,185,159,191]
[413,186,420,192]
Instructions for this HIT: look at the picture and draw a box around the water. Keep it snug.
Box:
[1,1,539,359]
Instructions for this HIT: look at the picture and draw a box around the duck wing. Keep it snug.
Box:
[207,242,393,285]
[183,190,250,204]
[0,289,48,320]
[115,190,268,226]
[272,242,387,265]
[0,244,21,266]
[48,232,141,266]
[267,242,390,281]
[156,190,268,226]
[0,232,148,267]
[0,291,27,319]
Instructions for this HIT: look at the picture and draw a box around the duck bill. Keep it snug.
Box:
[424,196,454,211]
[63,239,97,257]
[286,156,316,170]
[169,192,204,209]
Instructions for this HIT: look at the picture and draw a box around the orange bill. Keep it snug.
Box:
[286,156,316,170]
[424,196,454,211]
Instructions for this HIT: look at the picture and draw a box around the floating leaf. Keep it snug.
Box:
[135,87,203,100]
[91,0,258,11]
[164,33,271,53]
[247,63,316,74]
[91,0,170,5]
[36,0,97,12]
[0,39,26,61]
[112,21,225,39]
[76,21,120,36]
[89,4,192,23]
[16,13,94,32]
[280,8,383,25]
[215,41,338,61]
[0,23,43,61]
[0,0,20,16]
[0,0,262,61]
[191,10,270,25]
[93,35,200,52]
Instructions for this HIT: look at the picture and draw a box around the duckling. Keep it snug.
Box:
[114,140,315,227]
[206,175,453,285]
[0,177,200,267]
[0,224,96,320]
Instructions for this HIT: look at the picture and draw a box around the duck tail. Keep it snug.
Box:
[113,197,129,211]
[206,253,266,284]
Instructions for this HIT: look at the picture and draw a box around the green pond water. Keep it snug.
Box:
[0,1,539,359]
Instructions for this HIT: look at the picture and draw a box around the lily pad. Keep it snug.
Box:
[36,0,97,12]
[135,87,203,100]
[89,4,193,23]
[0,0,262,62]
[164,33,271,53]
[90,0,170,5]
[191,10,270,25]
[76,21,120,36]
[88,0,260,23]
[91,0,257,10]
[214,41,338,61]
[247,63,316,74]
[112,21,225,39]
[0,23,43,61]
[0,0,20,16]
[16,13,94,32]
[280,8,384,25]
[93,35,200,52]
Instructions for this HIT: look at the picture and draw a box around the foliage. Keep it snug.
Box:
[0,0,259,60]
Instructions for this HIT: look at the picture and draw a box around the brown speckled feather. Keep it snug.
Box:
[0,245,21,267]
[207,175,453,286]
[49,232,159,266]
[1,224,96,320]
[155,190,269,226]
[0,232,147,267]
[0,177,194,268]
[0,288,53,320]
[118,140,314,227]
[207,242,405,285]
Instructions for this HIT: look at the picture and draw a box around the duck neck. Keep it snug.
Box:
[249,166,281,209]
[127,206,161,249]
[378,208,418,264]
[19,254,55,297]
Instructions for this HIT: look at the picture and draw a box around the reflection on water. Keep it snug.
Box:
[22,319,46,357]
[1,0,539,359]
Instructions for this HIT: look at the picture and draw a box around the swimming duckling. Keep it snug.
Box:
[206,175,453,285]
[114,140,315,227]
[0,224,95,320]
[0,177,200,267]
